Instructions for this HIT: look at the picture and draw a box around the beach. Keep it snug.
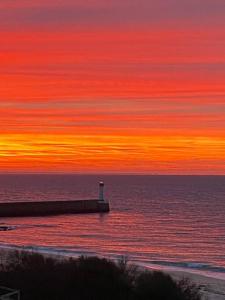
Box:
[168,271,225,300]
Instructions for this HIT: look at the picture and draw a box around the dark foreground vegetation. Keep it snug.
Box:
[0,251,202,300]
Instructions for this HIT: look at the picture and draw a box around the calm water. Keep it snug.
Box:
[0,175,225,278]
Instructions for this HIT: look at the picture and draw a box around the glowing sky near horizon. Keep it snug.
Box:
[0,0,225,174]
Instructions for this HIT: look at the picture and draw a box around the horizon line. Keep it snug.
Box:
[0,172,224,176]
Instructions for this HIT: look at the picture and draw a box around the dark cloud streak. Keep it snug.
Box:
[0,0,225,30]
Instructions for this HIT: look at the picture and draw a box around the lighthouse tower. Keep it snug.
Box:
[99,181,107,202]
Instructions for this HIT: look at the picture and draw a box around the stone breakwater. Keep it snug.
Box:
[0,199,110,217]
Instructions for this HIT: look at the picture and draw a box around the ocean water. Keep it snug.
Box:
[0,174,225,279]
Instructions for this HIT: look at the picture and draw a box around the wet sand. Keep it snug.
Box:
[168,270,225,300]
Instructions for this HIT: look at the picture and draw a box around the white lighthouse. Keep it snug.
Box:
[99,181,106,202]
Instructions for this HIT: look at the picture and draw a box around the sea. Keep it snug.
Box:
[0,174,225,280]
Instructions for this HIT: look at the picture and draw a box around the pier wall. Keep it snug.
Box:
[0,200,110,217]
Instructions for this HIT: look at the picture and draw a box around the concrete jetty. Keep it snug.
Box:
[0,182,110,217]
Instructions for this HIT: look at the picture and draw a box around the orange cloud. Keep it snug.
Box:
[0,4,225,174]
[0,134,224,174]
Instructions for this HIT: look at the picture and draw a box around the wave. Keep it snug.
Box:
[147,260,225,273]
[137,260,225,281]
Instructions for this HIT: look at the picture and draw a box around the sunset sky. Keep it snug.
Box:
[0,0,225,174]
